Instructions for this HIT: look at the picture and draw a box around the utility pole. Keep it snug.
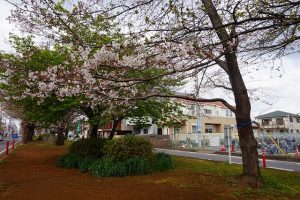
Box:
[194,73,201,148]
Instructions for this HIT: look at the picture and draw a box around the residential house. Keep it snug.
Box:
[100,117,159,137]
[98,96,240,148]
[164,101,237,134]
[255,110,300,134]
[162,100,238,147]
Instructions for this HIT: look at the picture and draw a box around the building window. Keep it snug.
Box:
[204,109,212,115]
[192,125,197,133]
[205,128,213,133]
[296,129,300,133]
[262,119,270,126]
[276,118,284,125]
[143,129,148,134]
[174,127,181,134]
[290,117,293,122]
[226,110,232,117]
[204,125,214,133]
[297,118,300,123]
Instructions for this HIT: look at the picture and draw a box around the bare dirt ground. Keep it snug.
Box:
[0,142,234,200]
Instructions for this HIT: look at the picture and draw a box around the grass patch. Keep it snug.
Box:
[0,160,6,166]
[36,143,57,148]
[173,156,300,199]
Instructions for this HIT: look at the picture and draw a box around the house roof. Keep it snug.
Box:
[256,110,300,119]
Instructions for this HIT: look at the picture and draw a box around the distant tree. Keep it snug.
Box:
[0,35,81,144]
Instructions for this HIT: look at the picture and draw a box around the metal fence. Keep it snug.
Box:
[257,132,300,155]
[169,132,300,155]
[169,133,229,152]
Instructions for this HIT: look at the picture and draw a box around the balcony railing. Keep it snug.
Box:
[276,121,285,126]
[261,122,285,126]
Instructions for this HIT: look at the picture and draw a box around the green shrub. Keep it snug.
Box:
[56,153,83,169]
[79,156,98,173]
[151,152,173,172]
[33,134,42,141]
[41,133,56,144]
[56,155,67,168]
[70,137,106,158]
[64,140,74,147]
[103,135,153,161]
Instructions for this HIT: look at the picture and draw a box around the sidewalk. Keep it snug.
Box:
[0,139,21,158]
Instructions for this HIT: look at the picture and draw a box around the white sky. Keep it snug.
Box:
[0,0,299,119]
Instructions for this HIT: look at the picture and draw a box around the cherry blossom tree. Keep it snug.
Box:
[0,35,83,144]
[96,0,299,187]
[5,0,300,187]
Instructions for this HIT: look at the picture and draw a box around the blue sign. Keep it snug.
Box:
[12,134,18,139]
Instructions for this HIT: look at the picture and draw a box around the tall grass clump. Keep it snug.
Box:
[79,156,98,173]
[151,152,173,172]
[56,153,83,168]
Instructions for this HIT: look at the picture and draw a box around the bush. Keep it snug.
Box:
[33,134,42,141]
[70,137,106,158]
[103,135,153,161]
[58,136,172,177]
[41,133,56,145]
[151,152,173,172]
[64,140,74,147]
[56,155,67,168]
[79,156,98,173]
[56,153,83,169]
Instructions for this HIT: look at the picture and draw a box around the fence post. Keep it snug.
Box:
[12,139,15,150]
[295,146,299,159]
[231,144,235,152]
[262,147,266,168]
[6,141,9,155]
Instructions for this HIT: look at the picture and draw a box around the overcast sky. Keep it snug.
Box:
[1,0,299,119]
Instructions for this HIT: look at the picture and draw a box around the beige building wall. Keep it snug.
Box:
[166,115,238,138]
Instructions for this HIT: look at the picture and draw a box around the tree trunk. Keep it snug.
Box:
[108,117,124,140]
[223,47,262,187]
[27,124,35,142]
[55,127,65,146]
[202,0,263,187]
[21,122,28,144]
[221,50,262,187]
[89,123,99,138]
[108,120,118,140]
[21,122,35,144]
[226,52,263,187]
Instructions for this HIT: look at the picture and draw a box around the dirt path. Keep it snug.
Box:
[0,142,233,200]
